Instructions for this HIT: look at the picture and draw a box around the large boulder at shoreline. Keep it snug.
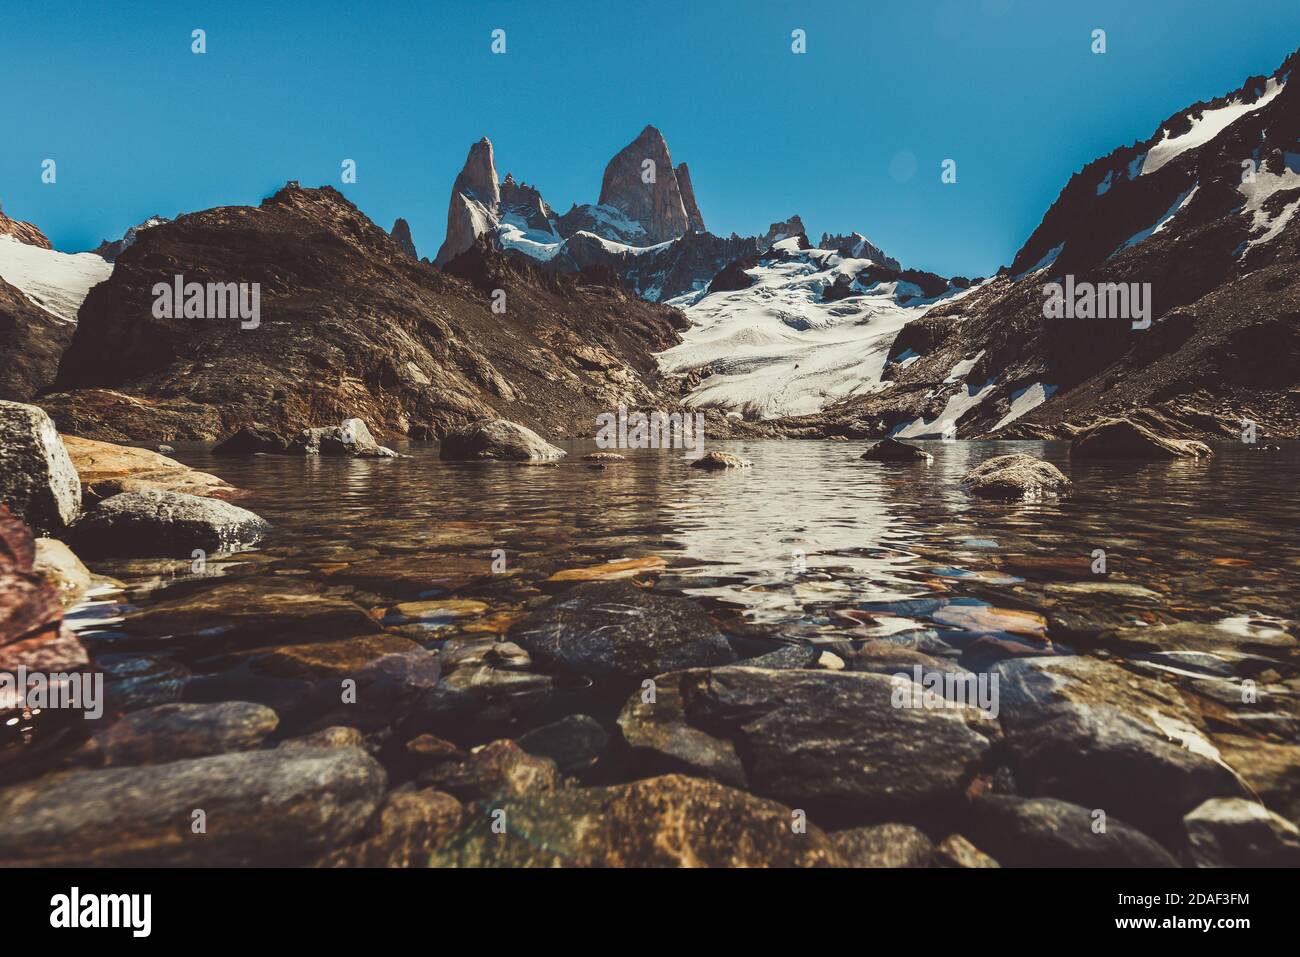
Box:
[68,489,270,557]
[618,667,999,818]
[1183,797,1300,867]
[962,453,1071,499]
[62,434,236,501]
[0,746,386,866]
[83,701,279,767]
[212,423,290,456]
[439,418,565,461]
[859,438,933,463]
[966,795,1179,867]
[430,773,846,867]
[512,580,736,680]
[288,418,394,457]
[0,401,80,534]
[993,656,1244,831]
[1070,417,1212,459]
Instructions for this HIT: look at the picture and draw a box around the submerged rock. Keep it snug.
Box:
[966,795,1178,867]
[831,823,934,867]
[0,746,386,866]
[517,714,609,773]
[962,453,1071,499]
[618,666,998,817]
[430,774,846,867]
[0,401,80,534]
[84,701,278,766]
[416,739,559,800]
[993,656,1243,831]
[512,580,736,680]
[318,788,463,867]
[1070,417,1213,459]
[68,489,270,557]
[859,438,933,463]
[1183,797,1300,867]
[690,451,752,470]
[439,419,565,461]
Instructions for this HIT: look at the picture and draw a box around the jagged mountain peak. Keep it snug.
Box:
[597,124,690,244]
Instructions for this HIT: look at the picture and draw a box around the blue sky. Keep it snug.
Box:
[2,0,1297,275]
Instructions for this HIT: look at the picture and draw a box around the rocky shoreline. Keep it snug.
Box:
[2,401,1296,867]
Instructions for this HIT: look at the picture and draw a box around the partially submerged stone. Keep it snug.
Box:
[1071,417,1212,460]
[439,419,565,461]
[859,438,933,463]
[962,453,1071,500]
[690,451,752,470]
[68,489,270,557]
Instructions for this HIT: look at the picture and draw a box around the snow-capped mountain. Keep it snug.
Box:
[794,45,1300,440]
[92,215,168,261]
[658,238,972,419]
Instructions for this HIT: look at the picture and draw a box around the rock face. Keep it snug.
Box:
[439,418,565,461]
[618,667,999,818]
[0,275,74,401]
[0,401,81,534]
[435,138,501,266]
[32,538,93,606]
[597,126,691,244]
[39,184,689,443]
[430,774,846,867]
[962,453,1071,499]
[318,788,463,867]
[416,739,559,801]
[676,162,706,233]
[0,200,51,249]
[62,434,236,501]
[802,47,1300,440]
[967,795,1179,867]
[91,216,168,261]
[68,489,270,557]
[512,581,736,680]
[0,747,386,866]
[1070,417,1213,459]
[860,438,932,463]
[390,218,418,259]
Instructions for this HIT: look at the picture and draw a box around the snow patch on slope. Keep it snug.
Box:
[1111,186,1198,256]
[1141,77,1286,176]
[0,235,113,323]
[992,382,1058,431]
[656,243,963,420]
[1238,152,1300,252]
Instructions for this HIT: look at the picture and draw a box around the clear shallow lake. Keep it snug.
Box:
[73,437,1300,669]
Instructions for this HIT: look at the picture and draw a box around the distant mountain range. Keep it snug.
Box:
[1,46,1296,442]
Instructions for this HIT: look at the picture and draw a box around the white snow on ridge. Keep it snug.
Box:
[1141,76,1285,176]
[1111,186,1198,257]
[0,235,113,323]
[657,245,967,420]
[892,378,997,439]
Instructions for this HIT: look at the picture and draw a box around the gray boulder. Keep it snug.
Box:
[0,400,80,533]
[860,438,933,463]
[512,580,737,680]
[68,489,270,556]
[962,453,1071,499]
[84,701,279,766]
[1184,798,1300,867]
[0,747,385,866]
[439,418,564,461]
[967,794,1179,867]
